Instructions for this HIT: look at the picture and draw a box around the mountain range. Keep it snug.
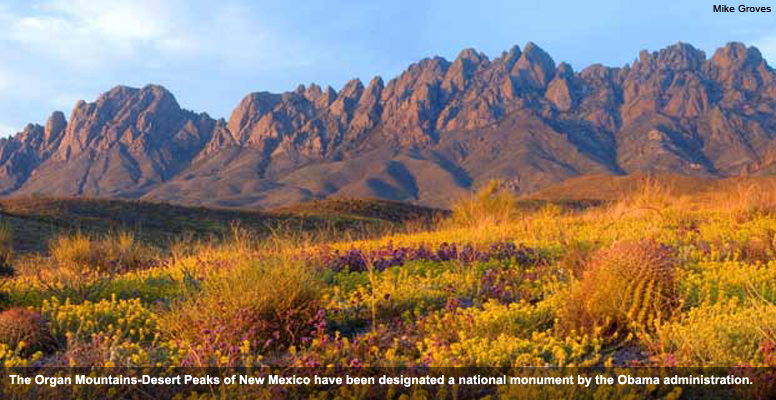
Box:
[1,41,774,208]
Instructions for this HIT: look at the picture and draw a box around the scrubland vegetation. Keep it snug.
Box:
[1,178,776,398]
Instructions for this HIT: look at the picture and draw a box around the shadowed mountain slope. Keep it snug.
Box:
[0,197,442,253]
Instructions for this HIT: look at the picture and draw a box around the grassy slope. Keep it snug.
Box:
[0,197,446,253]
[4,173,770,253]
[525,172,776,201]
[270,197,450,223]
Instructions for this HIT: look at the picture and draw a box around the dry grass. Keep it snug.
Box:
[557,239,597,280]
[49,232,101,272]
[449,180,519,228]
[49,231,154,274]
[716,181,776,222]
[608,175,681,219]
[0,222,13,265]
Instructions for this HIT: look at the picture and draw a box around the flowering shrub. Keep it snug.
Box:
[309,241,545,273]
[680,259,776,307]
[649,299,776,366]
[41,295,157,344]
[160,258,323,366]
[2,183,776,398]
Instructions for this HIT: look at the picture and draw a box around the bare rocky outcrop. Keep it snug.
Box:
[0,41,774,207]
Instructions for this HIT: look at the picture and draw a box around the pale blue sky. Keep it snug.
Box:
[1,0,775,136]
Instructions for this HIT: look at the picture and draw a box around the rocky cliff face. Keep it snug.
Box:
[1,41,774,207]
[3,85,219,198]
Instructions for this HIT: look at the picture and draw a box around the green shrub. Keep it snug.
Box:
[450,180,518,227]
[0,307,55,355]
[559,240,679,337]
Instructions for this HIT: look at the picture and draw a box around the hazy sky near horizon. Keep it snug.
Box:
[0,0,775,137]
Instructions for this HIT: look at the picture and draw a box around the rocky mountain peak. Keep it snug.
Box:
[556,62,574,79]
[44,111,67,145]
[57,84,186,160]
[708,42,772,96]
[456,48,488,63]
[497,45,522,69]
[443,48,490,93]
[330,78,364,120]
[18,124,44,145]
[659,42,706,70]
[629,42,705,77]
[340,78,365,97]
[368,76,384,90]
[711,42,762,69]
[512,41,556,89]
[1,41,774,208]
[228,91,282,138]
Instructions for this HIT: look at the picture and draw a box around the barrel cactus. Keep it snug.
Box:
[560,240,678,336]
[0,307,55,355]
